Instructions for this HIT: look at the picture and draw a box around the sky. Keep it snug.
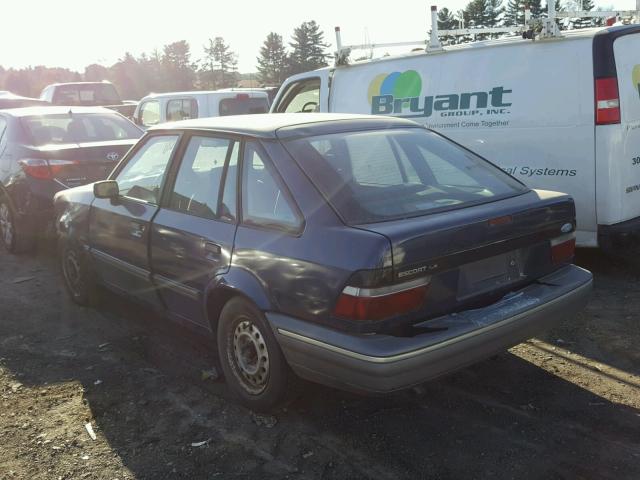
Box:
[2,0,637,73]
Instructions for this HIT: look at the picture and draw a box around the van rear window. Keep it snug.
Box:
[284,128,527,224]
[219,97,269,116]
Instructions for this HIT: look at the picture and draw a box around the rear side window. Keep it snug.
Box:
[169,136,236,220]
[166,98,198,122]
[139,101,160,127]
[274,78,320,113]
[241,142,300,231]
[21,113,141,146]
[284,128,526,224]
[219,97,269,116]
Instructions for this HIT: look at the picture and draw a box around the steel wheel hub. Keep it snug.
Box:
[0,204,13,247]
[232,320,269,394]
[63,249,82,296]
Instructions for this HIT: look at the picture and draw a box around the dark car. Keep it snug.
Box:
[0,106,142,252]
[53,113,592,410]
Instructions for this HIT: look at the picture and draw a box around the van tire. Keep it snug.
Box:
[0,199,35,254]
[217,297,289,412]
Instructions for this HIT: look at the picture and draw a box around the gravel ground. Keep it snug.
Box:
[0,245,638,479]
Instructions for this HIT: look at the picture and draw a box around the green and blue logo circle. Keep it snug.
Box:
[367,70,423,104]
[633,64,640,99]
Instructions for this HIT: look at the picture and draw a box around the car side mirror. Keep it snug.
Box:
[94,180,119,199]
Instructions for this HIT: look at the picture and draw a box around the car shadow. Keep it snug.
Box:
[0,247,638,479]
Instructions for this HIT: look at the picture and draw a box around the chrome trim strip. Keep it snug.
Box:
[154,274,200,301]
[91,249,149,280]
[342,276,430,298]
[277,279,592,364]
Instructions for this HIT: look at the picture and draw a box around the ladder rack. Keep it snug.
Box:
[334,2,640,65]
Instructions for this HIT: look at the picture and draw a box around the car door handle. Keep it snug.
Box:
[130,222,146,238]
[204,241,222,258]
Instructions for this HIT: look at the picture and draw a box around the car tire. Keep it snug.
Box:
[217,297,289,412]
[0,199,35,254]
[60,240,98,306]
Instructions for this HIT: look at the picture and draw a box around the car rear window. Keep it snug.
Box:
[284,128,527,224]
[52,84,121,105]
[219,97,269,116]
[22,113,142,146]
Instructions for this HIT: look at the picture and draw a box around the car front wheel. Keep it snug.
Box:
[60,240,98,306]
[217,297,289,412]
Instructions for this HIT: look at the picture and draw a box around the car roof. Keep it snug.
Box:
[148,113,421,138]
[141,90,269,100]
[0,106,118,117]
[46,81,113,87]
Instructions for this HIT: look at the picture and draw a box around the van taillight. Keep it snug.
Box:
[551,233,576,264]
[333,277,429,321]
[595,77,621,125]
[19,158,76,180]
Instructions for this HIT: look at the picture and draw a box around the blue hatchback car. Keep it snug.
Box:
[54,113,592,410]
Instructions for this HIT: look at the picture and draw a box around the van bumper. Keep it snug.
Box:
[267,265,592,394]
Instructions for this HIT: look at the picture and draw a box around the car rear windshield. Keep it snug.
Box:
[219,97,269,116]
[53,84,121,105]
[22,113,142,146]
[284,127,527,224]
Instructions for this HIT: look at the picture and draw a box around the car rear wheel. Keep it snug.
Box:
[217,297,289,411]
[60,240,98,306]
[0,200,35,254]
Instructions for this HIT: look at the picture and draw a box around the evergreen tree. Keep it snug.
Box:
[438,7,458,44]
[256,32,288,85]
[529,0,543,16]
[202,37,238,89]
[504,0,524,26]
[161,40,196,91]
[485,0,505,27]
[288,21,330,75]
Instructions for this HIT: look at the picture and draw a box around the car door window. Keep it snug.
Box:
[169,136,237,220]
[275,78,320,113]
[115,135,179,204]
[140,101,160,127]
[242,142,300,230]
[166,98,198,122]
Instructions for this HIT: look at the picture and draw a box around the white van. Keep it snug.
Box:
[271,25,640,249]
[134,89,269,129]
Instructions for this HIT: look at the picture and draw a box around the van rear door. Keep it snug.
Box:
[594,28,640,233]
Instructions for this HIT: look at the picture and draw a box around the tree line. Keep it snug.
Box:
[437,0,603,43]
[0,20,330,100]
[1,4,607,100]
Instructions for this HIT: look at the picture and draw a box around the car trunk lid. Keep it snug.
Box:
[353,190,575,332]
[24,139,135,187]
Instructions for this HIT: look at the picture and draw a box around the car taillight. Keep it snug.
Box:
[551,233,576,264]
[595,77,621,125]
[235,93,250,100]
[333,277,430,321]
[19,158,77,180]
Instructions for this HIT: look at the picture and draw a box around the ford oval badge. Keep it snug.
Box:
[561,223,573,234]
[106,152,120,161]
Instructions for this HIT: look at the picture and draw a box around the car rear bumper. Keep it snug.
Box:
[267,264,592,394]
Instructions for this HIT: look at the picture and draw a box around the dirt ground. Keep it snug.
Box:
[0,245,639,480]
